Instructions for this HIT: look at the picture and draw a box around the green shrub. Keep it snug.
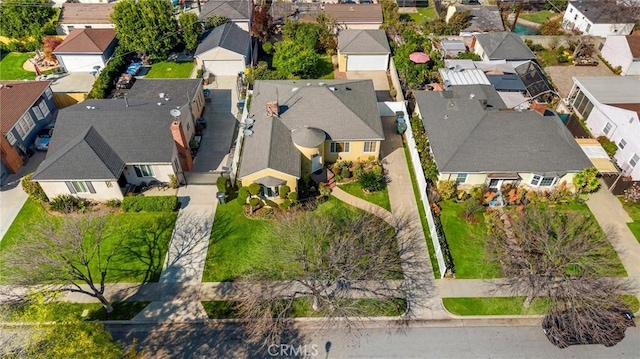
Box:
[105,199,121,208]
[196,69,203,78]
[340,167,351,179]
[249,197,262,210]
[279,185,290,199]
[216,176,228,193]
[237,186,249,204]
[462,198,483,220]
[248,183,261,196]
[556,54,569,63]
[573,167,600,194]
[469,186,485,202]
[87,46,127,99]
[5,40,25,52]
[318,182,331,197]
[49,195,78,213]
[21,173,49,202]
[371,164,383,176]
[287,191,298,203]
[597,136,617,157]
[279,198,292,210]
[168,174,178,189]
[437,180,456,200]
[359,171,386,192]
[262,41,273,54]
[121,196,178,212]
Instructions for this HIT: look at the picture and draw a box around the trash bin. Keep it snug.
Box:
[216,191,226,204]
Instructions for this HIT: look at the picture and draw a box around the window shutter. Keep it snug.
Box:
[134,166,142,177]
[86,182,96,193]
[65,181,76,194]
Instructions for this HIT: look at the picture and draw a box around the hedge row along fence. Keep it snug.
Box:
[122,196,179,212]
[87,46,128,99]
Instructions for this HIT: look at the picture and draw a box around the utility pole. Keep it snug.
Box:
[510,0,525,32]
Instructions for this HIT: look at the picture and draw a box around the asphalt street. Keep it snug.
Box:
[106,322,640,359]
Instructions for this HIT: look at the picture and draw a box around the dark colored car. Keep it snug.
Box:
[34,126,54,151]
[543,309,635,348]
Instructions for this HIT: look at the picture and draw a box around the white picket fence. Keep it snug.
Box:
[229,90,252,184]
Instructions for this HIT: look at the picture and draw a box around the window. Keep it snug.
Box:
[603,122,612,135]
[67,26,74,32]
[66,181,95,194]
[32,106,44,120]
[133,165,154,177]
[5,132,17,145]
[618,139,627,150]
[260,185,278,198]
[173,158,181,172]
[14,113,35,138]
[630,154,639,168]
[569,7,573,13]
[44,87,52,99]
[330,141,350,153]
[530,174,556,187]
[574,15,578,20]
[455,173,467,184]
[363,141,377,153]
[39,101,50,117]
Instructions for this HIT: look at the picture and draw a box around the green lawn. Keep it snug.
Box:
[318,54,335,80]
[0,52,36,80]
[439,201,501,279]
[3,301,149,321]
[619,197,640,243]
[0,198,177,283]
[338,181,391,211]
[408,7,438,23]
[202,196,360,282]
[519,11,555,24]
[144,61,194,78]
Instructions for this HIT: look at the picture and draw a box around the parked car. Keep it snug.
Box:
[543,309,635,348]
[34,125,54,151]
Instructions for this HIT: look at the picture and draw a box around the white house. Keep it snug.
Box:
[600,35,640,76]
[194,22,253,77]
[562,1,635,37]
[566,76,640,180]
[55,2,116,35]
[324,4,384,30]
[198,0,251,32]
[337,29,391,72]
[53,29,117,73]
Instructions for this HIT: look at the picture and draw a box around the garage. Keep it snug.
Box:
[346,54,389,71]
[202,60,245,76]
[57,54,105,73]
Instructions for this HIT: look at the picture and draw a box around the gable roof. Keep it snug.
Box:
[474,32,536,60]
[194,22,249,57]
[238,116,301,178]
[53,28,116,54]
[453,5,504,32]
[199,0,251,21]
[32,79,202,181]
[568,1,635,24]
[270,2,321,20]
[0,81,51,134]
[324,4,383,24]
[338,29,390,54]
[414,85,591,174]
[627,35,640,58]
[33,126,124,181]
[58,3,115,24]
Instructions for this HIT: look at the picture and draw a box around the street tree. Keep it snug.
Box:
[0,215,128,313]
[235,210,426,346]
[486,205,627,308]
[179,12,202,52]
[0,0,56,39]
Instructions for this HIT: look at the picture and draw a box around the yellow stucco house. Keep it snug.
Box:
[238,79,384,200]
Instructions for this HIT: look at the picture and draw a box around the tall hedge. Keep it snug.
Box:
[87,46,127,99]
[122,196,178,212]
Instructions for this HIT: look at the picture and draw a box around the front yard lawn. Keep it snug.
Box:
[3,301,150,321]
[338,181,391,211]
[619,197,640,243]
[519,11,555,24]
[439,201,501,279]
[0,198,177,283]
[144,61,194,78]
[0,52,35,80]
[407,7,438,23]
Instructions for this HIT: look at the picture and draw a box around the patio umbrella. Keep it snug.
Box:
[409,52,430,64]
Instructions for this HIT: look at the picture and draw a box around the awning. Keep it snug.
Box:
[254,176,287,187]
[575,138,619,174]
[487,173,521,180]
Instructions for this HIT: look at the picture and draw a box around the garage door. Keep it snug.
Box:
[58,54,104,73]
[346,55,388,71]
[203,60,245,76]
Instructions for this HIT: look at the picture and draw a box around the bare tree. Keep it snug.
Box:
[0,215,129,313]
[235,210,427,346]
[486,205,628,307]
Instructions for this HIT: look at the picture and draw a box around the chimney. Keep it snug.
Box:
[170,121,193,171]
[531,100,548,116]
[0,136,24,174]
[266,101,279,117]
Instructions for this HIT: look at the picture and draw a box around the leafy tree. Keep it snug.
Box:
[573,167,600,194]
[424,12,471,36]
[315,13,338,54]
[538,18,564,35]
[42,36,63,62]
[544,0,568,12]
[456,51,481,61]
[272,40,323,78]
[246,61,287,83]
[204,15,229,30]
[179,12,202,52]
[0,0,56,39]
[251,4,274,43]
[111,0,178,59]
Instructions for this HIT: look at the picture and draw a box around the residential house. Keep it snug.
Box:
[337,29,391,72]
[1,81,57,179]
[199,0,252,31]
[194,22,254,77]
[269,2,321,25]
[471,32,536,61]
[600,35,640,76]
[445,4,505,36]
[55,2,116,35]
[414,84,591,190]
[238,80,384,200]
[324,4,383,30]
[32,79,205,201]
[562,1,635,37]
[438,39,468,58]
[53,28,117,73]
[565,76,640,180]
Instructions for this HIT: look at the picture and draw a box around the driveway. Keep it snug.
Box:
[190,76,239,173]
[544,63,613,98]
[346,70,393,101]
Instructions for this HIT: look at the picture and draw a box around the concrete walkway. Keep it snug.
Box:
[331,186,392,223]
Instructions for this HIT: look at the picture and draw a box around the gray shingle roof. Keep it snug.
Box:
[195,22,249,57]
[474,32,536,60]
[454,5,505,33]
[199,0,251,20]
[291,126,326,147]
[569,1,635,24]
[338,29,390,54]
[238,116,301,178]
[33,126,124,181]
[414,85,591,174]
[33,79,202,181]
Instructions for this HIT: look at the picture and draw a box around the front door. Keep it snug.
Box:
[311,154,322,173]
[488,179,502,190]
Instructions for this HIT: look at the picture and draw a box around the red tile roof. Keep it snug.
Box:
[0,81,51,134]
[53,28,116,54]
[626,35,640,58]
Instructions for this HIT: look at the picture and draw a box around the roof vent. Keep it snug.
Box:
[292,87,299,92]
[350,6,354,11]
[319,82,325,86]
[345,87,351,91]
[329,87,337,92]
[159,93,165,98]
[469,93,475,99]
